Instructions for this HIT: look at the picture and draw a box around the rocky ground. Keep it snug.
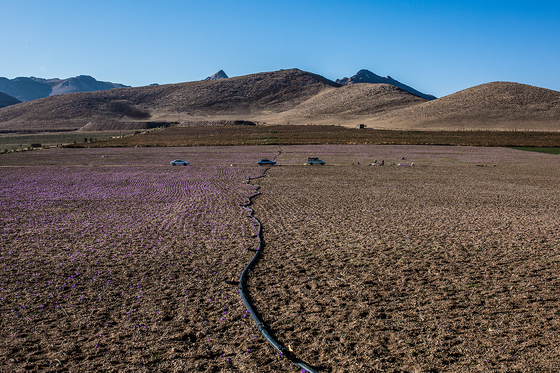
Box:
[1,145,560,372]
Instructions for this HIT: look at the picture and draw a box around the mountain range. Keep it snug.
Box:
[0,69,433,104]
[0,75,129,102]
[1,68,559,133]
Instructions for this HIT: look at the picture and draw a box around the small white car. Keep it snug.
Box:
[170,159,189,166]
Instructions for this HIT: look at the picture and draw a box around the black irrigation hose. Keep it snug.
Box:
[230,148,320,373]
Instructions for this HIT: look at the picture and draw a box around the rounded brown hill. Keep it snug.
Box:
[273,83,426,124]
[367,81,560,130]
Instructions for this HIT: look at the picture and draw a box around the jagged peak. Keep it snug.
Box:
[336,69,436,100]
[205,70,229,81]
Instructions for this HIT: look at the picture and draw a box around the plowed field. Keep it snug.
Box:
[1,145,560,372]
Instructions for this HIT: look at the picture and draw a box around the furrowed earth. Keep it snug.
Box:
[1,145,560,372]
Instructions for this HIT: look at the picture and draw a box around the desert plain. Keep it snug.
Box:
[1,144,560,372]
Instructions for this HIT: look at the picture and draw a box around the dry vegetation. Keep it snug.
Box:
[0,130,139,151]
[69,125,560,148]
[2,145,560,372]
[265,84,425,121]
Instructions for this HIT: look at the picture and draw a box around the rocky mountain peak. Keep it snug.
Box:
[205,70,229,81]
[337,70,385,85]
[336,69,436,100]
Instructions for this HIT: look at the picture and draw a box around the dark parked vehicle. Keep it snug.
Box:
[306,157,325,165]
[258,159,276,165]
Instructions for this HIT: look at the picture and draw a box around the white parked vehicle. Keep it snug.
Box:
[170,159,189,166]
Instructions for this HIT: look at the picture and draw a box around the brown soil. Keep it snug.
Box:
[2,145,560,372]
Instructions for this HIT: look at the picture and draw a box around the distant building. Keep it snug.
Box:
[356,124,366,129]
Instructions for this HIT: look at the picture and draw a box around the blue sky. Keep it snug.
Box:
[1,0,559,97]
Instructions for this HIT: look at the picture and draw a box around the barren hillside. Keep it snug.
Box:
[0,69,340,132]
[1,71,560,133]
[365,82,560,130]
[269,83,426,125]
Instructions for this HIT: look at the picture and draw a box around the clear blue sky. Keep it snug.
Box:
[1,0,559,97]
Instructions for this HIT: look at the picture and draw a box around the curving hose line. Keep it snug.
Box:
[232,147,320,373]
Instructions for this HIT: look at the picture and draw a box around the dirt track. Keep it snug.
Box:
[2,145,560,372]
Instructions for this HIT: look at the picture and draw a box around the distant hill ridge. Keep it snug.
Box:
[0,75,129,102]
[0,69,341,132]
[336,69,436,100]
[0,91,21,109]
[1,68,559,133]
[0,69,433,103]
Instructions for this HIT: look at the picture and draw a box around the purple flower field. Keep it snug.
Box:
[1,146,288,372]
[2,145,560,372]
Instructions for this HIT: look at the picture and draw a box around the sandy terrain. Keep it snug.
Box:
[1,145,560,372]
